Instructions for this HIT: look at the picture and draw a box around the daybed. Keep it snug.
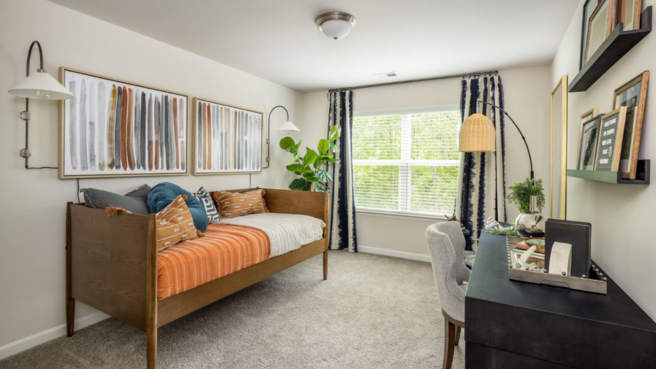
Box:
[65,188,329,369]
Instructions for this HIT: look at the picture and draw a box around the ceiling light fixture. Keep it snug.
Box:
[315,12,356,40]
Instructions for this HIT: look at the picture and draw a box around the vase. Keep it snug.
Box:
[514,195,545,237]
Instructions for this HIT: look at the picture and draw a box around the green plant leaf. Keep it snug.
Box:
[289,178,309,191]
[327,157,339,163]
[329,142,337,152]
[314,157,325,169]
[318,139,330,155]
[303,172,320,182]
[317,169,332,183]
[290,153,301,162]
[314,183,327,192]
[279,137,297,153]
[292,140,302,153]
[303,148,318,168]
[286,164,304,175]
[329,125,341,142]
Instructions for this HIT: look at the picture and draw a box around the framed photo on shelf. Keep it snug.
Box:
[580,0,600,69]
[58,68,189,179]
[613,71,649,179]
[616,0,642,31]
[584,0,616,65]
[595,107,627,171]
[192,97,263,175]
[577,112,602,171]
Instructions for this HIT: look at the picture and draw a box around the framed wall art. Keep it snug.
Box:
[192,98,263,175]
[613,71,649,179]
[580,0,600,69]
[595,107,627,171]
[577,112,602,171]
[59,68,189,179]
[551,76,568,220]
[584,0,616,65]
[617,0,642,31]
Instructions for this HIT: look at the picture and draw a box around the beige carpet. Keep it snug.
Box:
[0,251,465,369]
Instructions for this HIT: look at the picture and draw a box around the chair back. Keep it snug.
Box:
[426,222,470,322]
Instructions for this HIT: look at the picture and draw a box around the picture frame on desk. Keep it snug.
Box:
[613,71,649,179]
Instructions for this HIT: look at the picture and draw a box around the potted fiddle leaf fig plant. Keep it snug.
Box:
[279,125,341,192]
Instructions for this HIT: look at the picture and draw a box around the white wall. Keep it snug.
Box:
[302,66,553,256]
[551,0,656,319]
[0,0,303,351]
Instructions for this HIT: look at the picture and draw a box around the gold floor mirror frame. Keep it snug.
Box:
[551,76,568,219]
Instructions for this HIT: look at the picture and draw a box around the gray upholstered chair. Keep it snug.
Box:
[426,222,471,369]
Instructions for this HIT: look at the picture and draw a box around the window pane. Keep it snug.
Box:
[410,165,459,214]
[353,165,399,210]
[411,112,460,160]
[352,115,402,160]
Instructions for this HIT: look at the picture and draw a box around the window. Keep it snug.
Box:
[352,108,461,217]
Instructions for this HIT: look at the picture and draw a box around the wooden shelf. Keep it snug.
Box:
[569,7,652,93]
[567,159,650,184]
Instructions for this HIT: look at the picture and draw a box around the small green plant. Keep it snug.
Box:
[482,226,518,236]
[506,177,545,213]
[279,125,341,192]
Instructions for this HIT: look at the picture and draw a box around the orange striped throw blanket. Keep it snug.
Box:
[157,223,270,300]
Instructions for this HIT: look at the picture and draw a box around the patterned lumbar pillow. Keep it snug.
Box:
[194,187,221,223]
[212,189,269,219]
[155,195,199,251]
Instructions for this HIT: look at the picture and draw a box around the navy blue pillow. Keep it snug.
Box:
[147,182,209,232]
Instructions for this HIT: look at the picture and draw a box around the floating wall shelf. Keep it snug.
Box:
[569,7,652,93]
[567,160,650,184]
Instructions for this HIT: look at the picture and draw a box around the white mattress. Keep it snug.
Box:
[219,213,325,258]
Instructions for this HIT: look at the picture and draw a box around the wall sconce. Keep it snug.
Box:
[264,105,300,169]
[8,41,73,169]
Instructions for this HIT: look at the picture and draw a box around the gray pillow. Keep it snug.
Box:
[82,184,151,215]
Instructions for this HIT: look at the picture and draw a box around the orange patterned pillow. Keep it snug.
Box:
[155,195,198,251]
[213,189,269,219]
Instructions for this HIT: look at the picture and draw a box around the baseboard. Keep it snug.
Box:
[0,311,109,361]
[358,245,431,263]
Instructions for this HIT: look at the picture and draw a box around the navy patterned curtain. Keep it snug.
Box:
[327,89,357,252]
[457,74,506,250]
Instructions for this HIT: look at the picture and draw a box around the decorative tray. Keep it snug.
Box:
[506,236,607,295]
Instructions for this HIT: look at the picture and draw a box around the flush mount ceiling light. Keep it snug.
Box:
[315,11,356,40]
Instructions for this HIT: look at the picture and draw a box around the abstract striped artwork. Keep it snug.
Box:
[193,98,263,174]
[60,69,188,178]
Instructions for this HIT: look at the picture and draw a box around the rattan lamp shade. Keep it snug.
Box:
[459,113,496,152]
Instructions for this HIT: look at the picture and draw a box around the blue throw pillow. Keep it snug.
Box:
[147,182,209,232]
[194,187,221,223]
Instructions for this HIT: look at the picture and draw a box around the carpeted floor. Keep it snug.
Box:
[0,251,465,369]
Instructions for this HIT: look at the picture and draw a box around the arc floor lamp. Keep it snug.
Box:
[460,100,534,180]
[264,105,299,169]
[8,40,73,169]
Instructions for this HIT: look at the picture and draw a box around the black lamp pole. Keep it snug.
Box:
[264,105,289,169]
[477,100,534,180]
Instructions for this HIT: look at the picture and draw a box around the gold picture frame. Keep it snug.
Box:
[613,71,649,179]
[616,0,642,31]
[551,76,568,220]
[58,67,190,179]
[584,0,616,65]
[192,97,264,175]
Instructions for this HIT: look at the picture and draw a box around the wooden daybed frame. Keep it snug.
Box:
[65,188,329,369]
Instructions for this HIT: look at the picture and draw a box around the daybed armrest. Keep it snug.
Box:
[67,203,157,330]
[263,189,328,223]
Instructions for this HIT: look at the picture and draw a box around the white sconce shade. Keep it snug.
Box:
[278,121,300,132]
[9,70,73,100]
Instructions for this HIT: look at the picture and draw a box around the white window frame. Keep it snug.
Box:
[353,105,461,220]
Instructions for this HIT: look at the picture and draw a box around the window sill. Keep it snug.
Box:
[356,209,447,222]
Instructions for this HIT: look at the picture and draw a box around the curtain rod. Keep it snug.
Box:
[329,70,499,92]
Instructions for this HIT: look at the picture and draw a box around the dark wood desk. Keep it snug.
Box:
[466,232,656,368]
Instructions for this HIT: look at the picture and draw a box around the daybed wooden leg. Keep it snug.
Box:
[323,250,328,280]
[147,325,157,369]
[66,202,75,337]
